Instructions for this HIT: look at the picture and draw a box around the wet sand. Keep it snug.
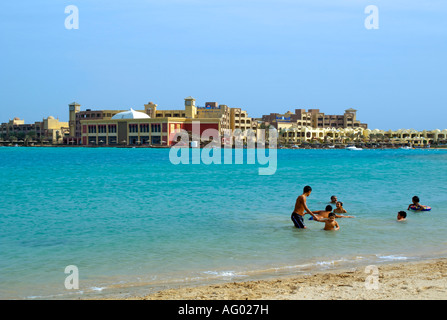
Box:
[123,258,447,300]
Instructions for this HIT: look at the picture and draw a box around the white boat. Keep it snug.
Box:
[328,145,335,149]
[400,146,413,150]
[346,146,362,151]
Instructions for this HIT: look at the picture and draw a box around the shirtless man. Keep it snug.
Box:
[291,186,320,229]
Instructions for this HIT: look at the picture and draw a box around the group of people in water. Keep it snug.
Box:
[291,186,428,230]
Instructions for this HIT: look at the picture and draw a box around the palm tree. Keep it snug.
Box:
[9,134,18,142]
[24,131,36,146]
[55,131,62,144]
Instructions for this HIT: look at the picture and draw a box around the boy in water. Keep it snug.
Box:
[333,201,347,214]
[291,186,320,229]
[310,205,355,220]
[397,211,407,221]
[407,196,423,211]
[315,212,340,231]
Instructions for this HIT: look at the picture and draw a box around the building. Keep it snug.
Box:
[279,126,447,146]
[67,102,125,145]
[1,117,27,138]
[230,108,257,132]
[70,97,257,146]
[262,108,367,130]
[280,126,367,145]
[1,116,69,144]
[364,129,447,146]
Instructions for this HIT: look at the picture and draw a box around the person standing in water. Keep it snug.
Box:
[291,186,320,229]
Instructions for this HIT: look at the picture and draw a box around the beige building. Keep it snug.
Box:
[365,129,447,146]
[230,108,257,132]
[41,116,69,144]
[1,116,68,144]
[280,126,447,146]
[280,126,366,145]
[68,97,258,146]
[263,108,367,130]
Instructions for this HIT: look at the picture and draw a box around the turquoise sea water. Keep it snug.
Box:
[1,147,447,299]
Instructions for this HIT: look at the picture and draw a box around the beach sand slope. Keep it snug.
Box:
[129,259,447,300]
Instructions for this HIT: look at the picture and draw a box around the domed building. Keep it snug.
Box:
[111,108,151,120]
[72,97,231,146]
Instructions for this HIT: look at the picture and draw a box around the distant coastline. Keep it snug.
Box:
[1,143,445,150]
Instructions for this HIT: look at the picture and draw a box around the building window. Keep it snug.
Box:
[108,124,117,133]
[151,136,161,144]
[98,136,107,144]
[129,124,138,133]
[98,125,107,133]
[151,124,161,133]
[140,124,150,133]
[129,136,139,145]
[88,125,96,133]
[140,136,150,144]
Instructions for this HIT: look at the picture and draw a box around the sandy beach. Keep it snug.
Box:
[123,258,447,300]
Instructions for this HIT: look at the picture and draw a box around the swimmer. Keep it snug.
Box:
[407,196,424,211]
[397,211,407,221]
[315,212,340,231]
[333,201,347,214]
[330,195,338,204]
[310,205,354,220]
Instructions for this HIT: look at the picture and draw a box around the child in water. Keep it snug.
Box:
[333,201,347,214]
[407,196,424,211]
[315,212,340,231]
[397,211,407,221]
[310,205,354,220]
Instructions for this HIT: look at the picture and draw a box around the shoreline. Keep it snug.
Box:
[117,258,447,300]
[1,144,445,150]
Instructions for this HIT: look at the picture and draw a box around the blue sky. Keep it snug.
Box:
[0,0,446,130]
